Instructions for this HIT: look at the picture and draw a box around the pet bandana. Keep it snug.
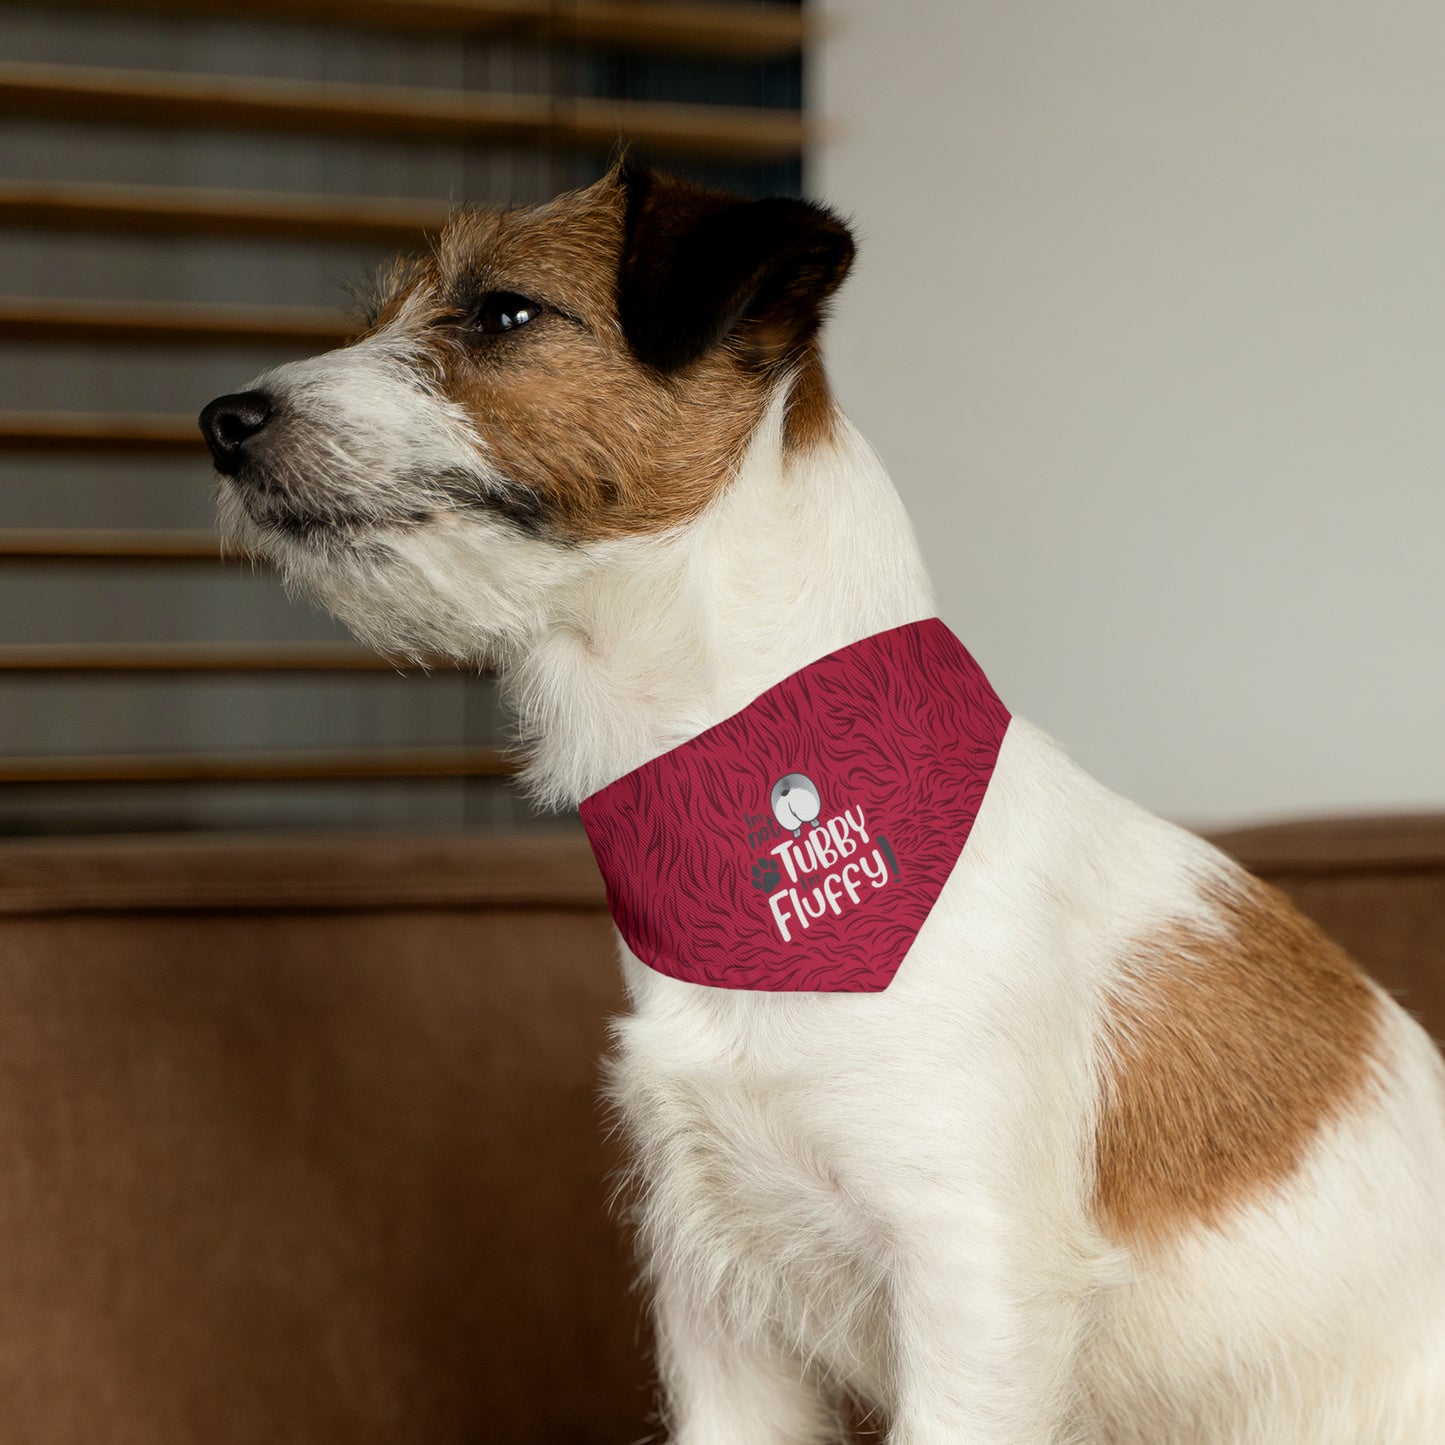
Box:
[578,619,1010,992]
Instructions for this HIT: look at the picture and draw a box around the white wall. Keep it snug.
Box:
[814,1,1445,827]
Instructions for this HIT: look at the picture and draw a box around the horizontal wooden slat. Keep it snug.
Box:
[0,0,809,58]
[0,412,202,452]
[0,62,811,161]
[0,179,449,245]
[0,643,428,672]
[548,0,809,57]
[0,296,353,348]
[0,744,513,783]
[0,529,226,560]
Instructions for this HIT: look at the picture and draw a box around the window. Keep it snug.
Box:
[0,0,808,834]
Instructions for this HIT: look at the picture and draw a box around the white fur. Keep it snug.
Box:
[220,350,1445,1443]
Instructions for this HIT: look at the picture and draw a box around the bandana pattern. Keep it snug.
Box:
[579,619,1010,992]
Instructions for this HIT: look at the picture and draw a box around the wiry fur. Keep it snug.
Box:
[205,169,1445,1443]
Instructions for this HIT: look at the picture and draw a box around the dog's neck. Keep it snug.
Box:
[502,394,937,809]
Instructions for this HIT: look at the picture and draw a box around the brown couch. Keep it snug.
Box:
[0,817,1440,1443]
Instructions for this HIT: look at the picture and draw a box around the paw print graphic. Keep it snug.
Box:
[751,857,781,892]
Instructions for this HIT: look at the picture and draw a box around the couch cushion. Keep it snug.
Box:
[0,831,648,1445]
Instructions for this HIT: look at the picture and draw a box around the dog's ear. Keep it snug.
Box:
[617,162,855,374]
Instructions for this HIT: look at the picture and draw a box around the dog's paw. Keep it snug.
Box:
[751,857,782,891]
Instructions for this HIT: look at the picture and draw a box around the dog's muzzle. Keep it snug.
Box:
[199,390,274,476]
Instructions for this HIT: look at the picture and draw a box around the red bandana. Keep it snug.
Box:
[578,619,1010,992]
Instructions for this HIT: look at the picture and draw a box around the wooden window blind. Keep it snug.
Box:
[0,0,809,834]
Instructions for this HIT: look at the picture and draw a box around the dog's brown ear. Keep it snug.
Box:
[617,162,855,374]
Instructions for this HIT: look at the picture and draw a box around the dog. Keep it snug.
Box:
[200,161,1445,1443]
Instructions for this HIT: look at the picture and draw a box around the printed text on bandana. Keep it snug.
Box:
[746,800,900,943]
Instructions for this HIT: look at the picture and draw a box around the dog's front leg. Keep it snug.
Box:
[653,1273,844,1445]
[883,1212,1091,1445]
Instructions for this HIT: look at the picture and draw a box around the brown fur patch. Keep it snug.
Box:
[1093,872,1382,1247]
[782,343,840,454]
[364,171,842,542]
[436,184,769,540]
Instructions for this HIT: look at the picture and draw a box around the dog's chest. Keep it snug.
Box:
[612,1000,891,1388]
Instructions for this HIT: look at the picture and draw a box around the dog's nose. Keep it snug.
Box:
[199,390,273,475]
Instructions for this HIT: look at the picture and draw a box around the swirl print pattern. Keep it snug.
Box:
[578,619,1011,991]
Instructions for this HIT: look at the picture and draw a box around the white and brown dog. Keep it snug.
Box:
[201,164,1445,1444]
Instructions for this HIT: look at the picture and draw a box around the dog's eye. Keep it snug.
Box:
[472,291,543,334]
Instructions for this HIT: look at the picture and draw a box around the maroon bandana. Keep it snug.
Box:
[578,619,1010,992]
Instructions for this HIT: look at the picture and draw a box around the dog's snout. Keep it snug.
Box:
[199,390,273,475]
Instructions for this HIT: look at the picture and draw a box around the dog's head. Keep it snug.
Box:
[199,163,854,661]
